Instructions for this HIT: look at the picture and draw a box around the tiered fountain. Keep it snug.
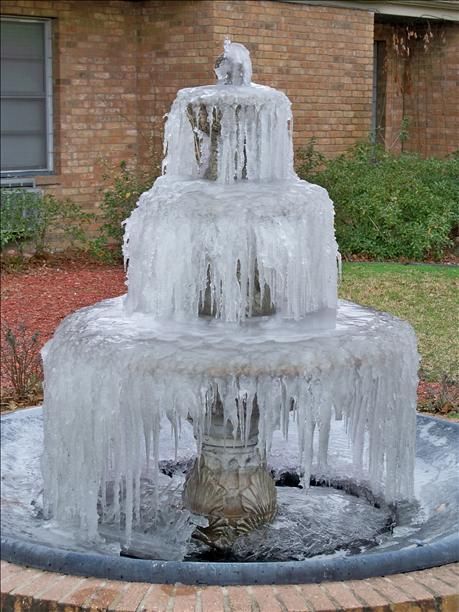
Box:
[2,42,457,585]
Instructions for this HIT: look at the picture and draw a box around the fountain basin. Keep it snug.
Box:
[40,299,412,379]
[1,407,458,584]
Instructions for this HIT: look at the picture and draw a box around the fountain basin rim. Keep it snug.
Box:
[1,532,458,586]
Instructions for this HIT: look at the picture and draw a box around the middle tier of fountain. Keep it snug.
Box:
[123,177,338,327]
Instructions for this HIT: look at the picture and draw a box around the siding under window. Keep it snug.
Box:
[0,18,53,173]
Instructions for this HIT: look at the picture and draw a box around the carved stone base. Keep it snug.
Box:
[183,402,277,550]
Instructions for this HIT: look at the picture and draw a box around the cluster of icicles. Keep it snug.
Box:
[124,178,338,322]
[162,85,295,183]
[41,300,418,542]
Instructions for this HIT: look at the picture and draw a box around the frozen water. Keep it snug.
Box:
[41,300,418,543]
[215,40,253,86]
[229,487,392,561]
[123,178,338,322]
[37,41,419,554]
[0,410,202,560]
[162,84,294,183]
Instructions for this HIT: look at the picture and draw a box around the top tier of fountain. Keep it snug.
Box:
[163,40,295,183]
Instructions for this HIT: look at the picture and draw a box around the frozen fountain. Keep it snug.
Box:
[2,42,458,584]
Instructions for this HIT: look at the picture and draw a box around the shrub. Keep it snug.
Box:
[1,322,42,402]
[297,142,459,260]
[1,189,42,248]
[0,189,93,254]
[90,160,160,262]
[417,376,459,416]
[295,137,326,176]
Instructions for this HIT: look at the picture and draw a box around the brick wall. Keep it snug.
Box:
[1,0,375,215]
[135,0,217,170]
[136,0,375,166]
[375,20,459,158]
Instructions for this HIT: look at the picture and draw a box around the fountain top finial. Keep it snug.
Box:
[214,39,252,86]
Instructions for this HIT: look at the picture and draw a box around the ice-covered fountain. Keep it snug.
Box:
[2,42,458,585]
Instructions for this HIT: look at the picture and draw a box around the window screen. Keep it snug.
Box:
[0,19,51,173]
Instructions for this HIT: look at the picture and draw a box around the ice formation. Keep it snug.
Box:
[41,299,418,543]
[8,408,456,563]
[124,179,337,322]
[162,85,294,182]
[41,42,418,549]
[215,39,252,86]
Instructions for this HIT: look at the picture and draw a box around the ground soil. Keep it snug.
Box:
[1,259,125,401]
[343,253,459,265]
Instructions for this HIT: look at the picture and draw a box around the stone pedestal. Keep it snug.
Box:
[183,402,277,550]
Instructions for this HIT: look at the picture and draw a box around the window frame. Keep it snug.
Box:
[0,16,54,176]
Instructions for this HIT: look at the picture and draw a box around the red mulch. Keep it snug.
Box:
[1,260,125,392]
[417,380,441,403]
[417,379,459,416]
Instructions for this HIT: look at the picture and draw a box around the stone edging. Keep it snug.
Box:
[1,561,458,611]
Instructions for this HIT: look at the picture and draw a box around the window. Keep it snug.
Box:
[0,17,53,175]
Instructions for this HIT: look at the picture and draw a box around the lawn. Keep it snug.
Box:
[339,262,459,384]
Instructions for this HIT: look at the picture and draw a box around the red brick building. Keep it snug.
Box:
[1,0,458,214]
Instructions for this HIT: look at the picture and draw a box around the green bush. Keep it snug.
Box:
[1,189,42,248]
[297,143,459,260]
[1,189,93,254]
[90,160,159,262]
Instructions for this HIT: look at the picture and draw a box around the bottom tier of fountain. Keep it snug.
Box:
[39,297,418,554]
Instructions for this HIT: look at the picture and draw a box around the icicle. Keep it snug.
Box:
[41,299,418,542]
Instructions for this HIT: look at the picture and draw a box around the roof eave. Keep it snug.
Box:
[277,0,459,22]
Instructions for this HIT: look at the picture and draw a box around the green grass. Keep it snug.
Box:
[338,263,459,382]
